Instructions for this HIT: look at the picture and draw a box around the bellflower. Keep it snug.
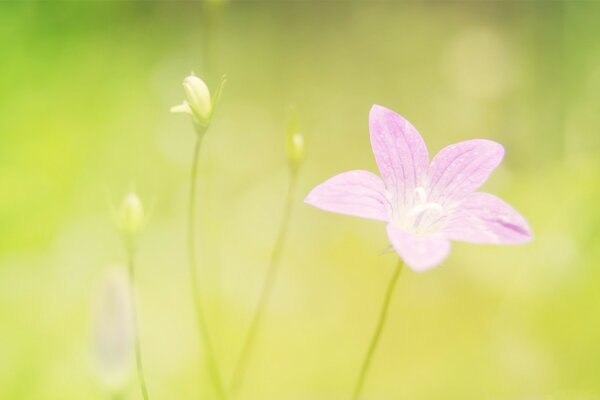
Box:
[305,105,532,272]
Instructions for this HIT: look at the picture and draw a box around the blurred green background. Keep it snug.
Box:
[1,1,600,399]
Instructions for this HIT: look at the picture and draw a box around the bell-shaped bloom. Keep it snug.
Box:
[305,105,532,272]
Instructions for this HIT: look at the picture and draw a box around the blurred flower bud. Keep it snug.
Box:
[171,74,212,128]
[286,109,305,170]
[183,75,212,120]
[118,192,144,236]
[287,132,305,166]
[90,267,133,391]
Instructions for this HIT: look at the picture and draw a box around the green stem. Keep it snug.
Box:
[188,134,227,400]
[125,239,150,400]
[351,260,404,400]
[229,170,299,398]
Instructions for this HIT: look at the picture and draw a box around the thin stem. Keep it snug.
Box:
[125,239,150,400]
[351,260,404,400]
[229,170,299,398]
[188,134,227,400]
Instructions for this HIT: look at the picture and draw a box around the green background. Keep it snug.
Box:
[1,1,600,399]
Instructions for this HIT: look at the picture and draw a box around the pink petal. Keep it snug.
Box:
[369,105,429,207]
[444,192,532,244]
[428,139,504,204]
[305,170,389,222]
[386,225,451,272]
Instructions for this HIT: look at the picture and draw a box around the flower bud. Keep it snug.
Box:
[286,110,305,170]
[170,74,212,126]
[183,75,212,119]
[287,132,305,166]
[118,192,144,236]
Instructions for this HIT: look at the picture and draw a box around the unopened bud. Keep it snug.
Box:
[118,193,144,236]
[287,132,305,166]
[183,75,212,120]
[171,74,212,128]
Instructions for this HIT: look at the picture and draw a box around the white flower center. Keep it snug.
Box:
[392,186,447,234]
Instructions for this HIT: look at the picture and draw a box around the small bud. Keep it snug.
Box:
[287,132,305,165]
[285,109,305,170]
[171,74,212,127]
[118,193,144,236]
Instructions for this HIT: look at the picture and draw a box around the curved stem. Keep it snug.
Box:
[351,260,404,400]
[229,170,299,398]
[188,134,227,400]
[126,240,150,400]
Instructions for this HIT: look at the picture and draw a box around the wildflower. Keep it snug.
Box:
[172,71,228,399]
[115,191,150,399]
[171,73,225,135]
[305,105,532,271]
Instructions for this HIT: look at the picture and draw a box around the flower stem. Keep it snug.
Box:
[351,260,404,400]
[125,239,150,400]
[229,170,299,398]
[188,134,227,400]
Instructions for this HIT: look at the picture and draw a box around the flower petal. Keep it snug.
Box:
[369,105,429,207]
[428,139,504,204]
[386,225,451,272]
[305,170,389,222]
[170,101,192,115]
[444,192,532,244]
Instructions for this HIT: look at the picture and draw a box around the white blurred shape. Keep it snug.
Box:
[90,267,133,390]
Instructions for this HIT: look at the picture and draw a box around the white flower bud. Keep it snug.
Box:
[183,75,211,119]
[118,193,144,236]
[171,73,227,137]
[181,74,212,123]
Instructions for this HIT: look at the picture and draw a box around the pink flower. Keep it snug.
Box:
[305,105,532,272]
